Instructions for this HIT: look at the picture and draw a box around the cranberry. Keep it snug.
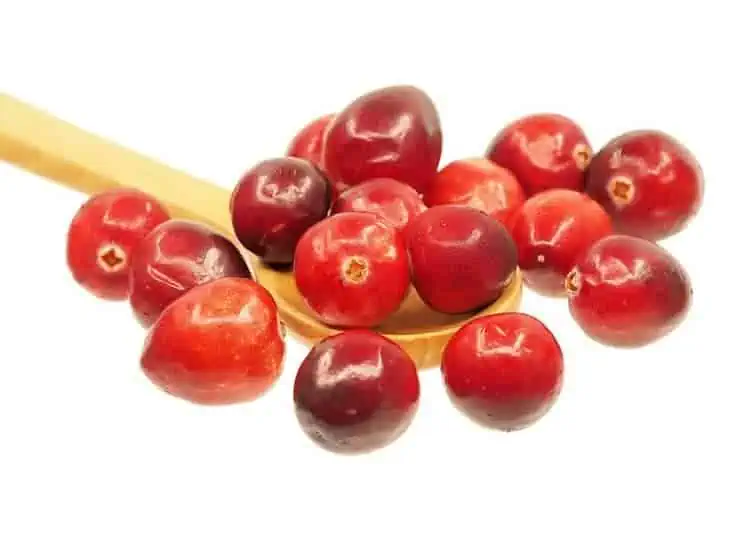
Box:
[566,235,692,347]
[322,85,442,194]
[425,158,525,231]
[331,177,426,233]
[231,157,330,265]
[293,330,419,453]
[441,313,563,431]
[140,277,284,405]
[129,220,252,327]
[585,130,704,240]
[294,212,410,328]
[509,190,613,296]
[286,113,334,168]
[66,188,170,300]
[485,113,592,196]
[405,205,517,314]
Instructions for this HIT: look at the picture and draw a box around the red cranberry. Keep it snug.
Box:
[286,113,334,168]
[509,190,613,296]
[566,235,692,347]
[425,158,526,231]
[322,85,442,194]
[331,177,426,233]
[141,277,284,405]
[405,205,517,314]
[441,313,563,431]
[294,212,410,328]
[293,330,419,453]
[66,188,169,300]
[231,157,330,265]
[585,130,704,240]
[485,113,592,196]
[129,220,252,327]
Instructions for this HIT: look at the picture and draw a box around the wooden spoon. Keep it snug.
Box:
[0,93,523,368]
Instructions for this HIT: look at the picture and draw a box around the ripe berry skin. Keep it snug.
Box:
[485,113,592,196]
[509,190,613,296]
[294,213,410,328]
[231,157,330,265]
[331,177,426,233]
[129,220,252,327]
[322,85,442,194]
[286,114,334,168]
[566,235,692,347]
[140,277,284,405]
[293,330,420,454]
[441,313,563,431]
[425,158,526,232]
[585,130,703,240]
[66,188,169,300]
[405,205,518,314]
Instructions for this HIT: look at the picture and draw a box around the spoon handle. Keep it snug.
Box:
[0,93,232,236]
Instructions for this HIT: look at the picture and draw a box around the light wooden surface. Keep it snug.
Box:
[0,93,523,368]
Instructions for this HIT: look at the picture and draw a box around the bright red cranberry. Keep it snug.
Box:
[231,157,330,265]
[566,235,692,347]
[509,190,613,296]
[405,205,517,314]
[294,330,419,453]
[485,113,592,196]
[425,158,526,231]
[585,130,704,240]
[129,220,252,327]
[66,188,170,300]
[294,212,410,328]
[441,313,563,431]
[322,85,442,194]
[141,277,284,405]
[331,177,426,233]
[286,114,334,168]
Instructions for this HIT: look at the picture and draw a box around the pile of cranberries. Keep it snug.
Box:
[65,84,701,454]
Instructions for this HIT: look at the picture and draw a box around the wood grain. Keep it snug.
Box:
[0,93,523,368]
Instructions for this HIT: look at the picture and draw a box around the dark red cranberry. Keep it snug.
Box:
[66,189,169,300]
[322,85,442,194]
[231,157,330,265]
[585,130,704,240]
[129,220,252,327]
[442,313,564,431]
[405,205,518,314]
[294,212,410,328]
[425,158,525,232]
[566,235,692,347]
[293,330,420,453]
[485,113,592,196]
[141,277,284,405]
[286,114,334,168]
[332,177,426,233]
[509,190,613,296]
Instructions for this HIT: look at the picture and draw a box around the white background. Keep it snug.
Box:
[1,2,737,553]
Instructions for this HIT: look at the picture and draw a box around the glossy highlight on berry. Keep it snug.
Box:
[442,313,564,431]
[231,157,330,265]
[66,188,170,300]
[129,220,252,327]
[294,330,420,453]
[323,85,442,194]
[485,113,592,196]
[140,278,284,405]
[566,234,692,347]
[294,212,410,328]
[585,130,703,240]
